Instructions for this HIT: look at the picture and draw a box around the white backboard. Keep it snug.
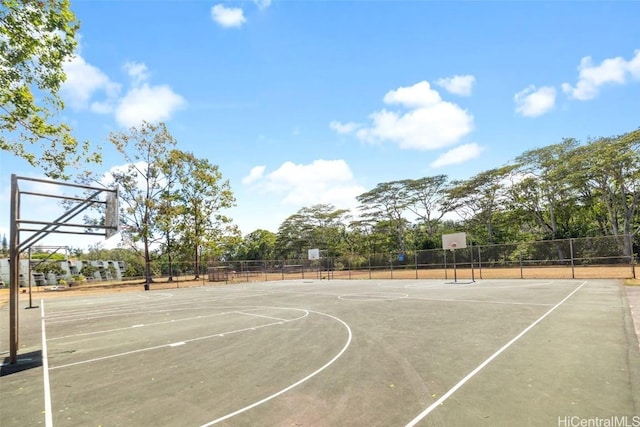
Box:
[442,232,467,250]
[308,248,320,260]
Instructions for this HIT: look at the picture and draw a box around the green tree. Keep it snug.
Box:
[274,204,349,260]
[275,212,313,260]
[0,0,100,178]
[509,139,580,241]
[235,229,277,260]
[298,204,349,256]
[403,175,454,245]
[357,180,411,253]
[447,166,516,244]
[108,121,176,288]
[568,129,640,256]
[1,234,7,255]
[160,149,236,279]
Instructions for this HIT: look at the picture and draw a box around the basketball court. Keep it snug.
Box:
[2,278,639,426]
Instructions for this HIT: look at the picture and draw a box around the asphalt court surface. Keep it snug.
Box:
[1,279,639,426]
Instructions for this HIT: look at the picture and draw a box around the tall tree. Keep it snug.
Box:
[403,175,454,239]
[108,121,176,288]
[155,186,181,281]
[274,204,349,259]
[568,129,640,256]
[161,149,236,278]
[1,0,100,178]
[235,229,277,260]
[298,204,350,256]
[275,213,312,260]
[447,166,515,244]
[357,180,410,253]
[509,139,580,242]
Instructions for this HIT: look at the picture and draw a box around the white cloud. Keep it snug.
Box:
[245,159,365,207]
[436,75,476,96]
[211,4,246,28]
[61,50,185,127]
[115,61,185,127]
[329,120,361,134]
[562,50,640,100]
[123,61,150,85]
[253,0,272,10]
[335,81,473,151]
[383,81,442,107]
[115,83,186,128]
[514,85,556,117]
[61,54,121,111]
[242,165,266,184]
[627,49,640,78]
[430,143,484,168]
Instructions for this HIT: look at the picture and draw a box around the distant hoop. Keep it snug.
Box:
[308,248,320,260]
[442,232,467,250]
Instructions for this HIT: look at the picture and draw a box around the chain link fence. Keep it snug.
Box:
[105,235,635,286]
[164,235,634,284]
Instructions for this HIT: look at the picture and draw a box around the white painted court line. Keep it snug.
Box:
[410,296,553,307]
[49,310,238,341]
[41,301,53,427]
[43,292,275,324]
[49,309,310,370]
[233,311,289,322]
[199,310,353,426]
[405,280,588,427]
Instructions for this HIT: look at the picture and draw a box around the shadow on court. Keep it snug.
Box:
[0,350,42,376]
[1,279,639,426]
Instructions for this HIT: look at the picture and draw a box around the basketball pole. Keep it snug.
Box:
[452,248,457,283]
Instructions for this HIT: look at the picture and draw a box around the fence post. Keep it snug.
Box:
[390,254,393,279]
[444,250,448,280]
[570,238,575,279]
[415,251,418,279]
[519,252,523,279]
[478,246,483,280]
[368,255,372,279]
[470,246,475,282]
[263,261,267,281]
[627,234,635,279]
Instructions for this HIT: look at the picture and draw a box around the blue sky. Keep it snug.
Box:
[1,0,639,249]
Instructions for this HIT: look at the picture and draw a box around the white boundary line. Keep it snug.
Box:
[199,310,353,426]
[405,280,588,427]
[41,300,53,427]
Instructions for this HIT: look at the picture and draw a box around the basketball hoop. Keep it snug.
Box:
[442,232,467,251]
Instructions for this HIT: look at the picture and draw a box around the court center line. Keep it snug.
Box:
[405,280,588,427]
[41,301,53,427]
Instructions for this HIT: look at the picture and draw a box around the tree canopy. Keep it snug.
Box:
[0,0,100,178]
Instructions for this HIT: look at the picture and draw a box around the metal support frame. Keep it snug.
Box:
[8,174,118,364]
